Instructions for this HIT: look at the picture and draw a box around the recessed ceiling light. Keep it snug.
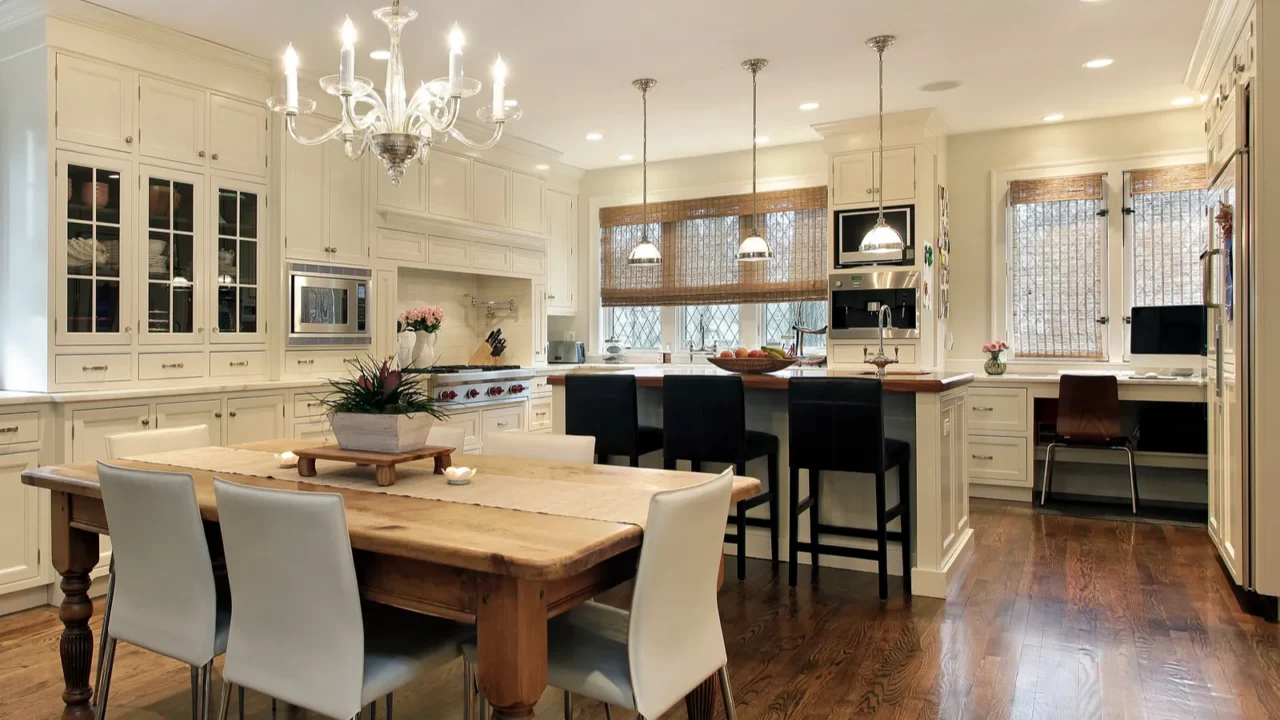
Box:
[919,80,962,92]
[1171,96,1196,106]
[370,49,390,60]
[618,154,634,161]
[1083,58,1114,69]
[755,136,769,144]
[798,102,820,111]
[534,163,550,171]
[1043,113,1065,122]
[585,132,603,141]
[503,99,518,108]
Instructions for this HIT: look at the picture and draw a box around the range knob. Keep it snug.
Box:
[486,385,505,397]
[439,390,458,400]
[509,383,526,394]
[465,388,480,399]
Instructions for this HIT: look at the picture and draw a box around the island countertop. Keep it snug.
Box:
[546,367,974,393]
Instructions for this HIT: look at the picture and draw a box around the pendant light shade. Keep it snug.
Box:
[860,35,906,255]
[737,58,772,262]
[627,78,661,266]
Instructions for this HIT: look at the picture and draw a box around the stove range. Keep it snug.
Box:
[405,365,536,406]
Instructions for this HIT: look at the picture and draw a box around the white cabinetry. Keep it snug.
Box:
[964,385,1034,496]
[138,76,205,165]
[532,283,548,363]
[0,451,41,588]
[511,172,545,233]
[429,150,471,220]
[155,399,222,444]
[374,159,426,215]
[546,190,577,314]
[55,54,136,152]
[225,395,286,445]
[207,95,269,178]
[472,161,511,228]
[283,114,367,264]
[831,148,916,206]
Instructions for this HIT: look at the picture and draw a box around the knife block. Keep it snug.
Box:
[467,342,503,366]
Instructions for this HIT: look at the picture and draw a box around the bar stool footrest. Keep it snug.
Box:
[794,541,883,562]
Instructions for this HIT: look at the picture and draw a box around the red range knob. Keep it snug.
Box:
[486,385,505,397]
[509,384,526,394]
[465,388,480,399]
[439,390,457,400]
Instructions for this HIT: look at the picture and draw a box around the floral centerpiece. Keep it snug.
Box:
[396,306,445,368]
[323,357,448,453]
[982,340,1009,376]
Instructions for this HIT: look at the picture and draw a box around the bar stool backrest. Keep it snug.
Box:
[662,375,745,463]
[1057,374,1122,442]
[628,469,733,719]
[788,377,887,473]
[565,374,640,456]
[95,462,218,667]
[213,478,366,720]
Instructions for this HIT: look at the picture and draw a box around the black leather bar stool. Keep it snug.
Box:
[564,374,663,466]
[661,374,780,580]
[787,377,911,600]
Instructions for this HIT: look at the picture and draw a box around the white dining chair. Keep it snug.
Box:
[463,469,738,720]
[96,425,222,715]
[483,432,596,464]
[93,462,230,720]
[427,425,468,452]
[212,477,470,720]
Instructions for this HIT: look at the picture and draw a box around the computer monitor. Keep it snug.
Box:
[1129,305,1207,356]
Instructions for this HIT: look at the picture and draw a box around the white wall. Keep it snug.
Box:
[944,109,1205,367]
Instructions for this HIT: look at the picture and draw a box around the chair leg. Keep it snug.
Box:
[898,455,912,597]
[768,452,780,565]
[370,699,377,719]
[875,472,889,601]
[810,470,821,578]
[717,666,739,720]
[788,466,800,587]
[691,460,702,473]
[479,692,489,720]
[1126,446,1140,513]
[92,562,115,708]
[93,637,116,720]
[386,693,393,720]
[603,705,612,720]
[201,662,213,720]
[663,457,675,470]
[1040,443,1058,505]
[238,686,245,720]
[190,664,200,720]
[215,681,232,720]
[735,462,747,580]
[630,453,640,467]
[563,690,573,720]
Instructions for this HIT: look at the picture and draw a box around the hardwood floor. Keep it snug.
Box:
[1,499,1276,719]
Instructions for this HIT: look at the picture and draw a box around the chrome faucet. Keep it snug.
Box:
[863,305,900,379]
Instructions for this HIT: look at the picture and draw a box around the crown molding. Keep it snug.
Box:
[0,0,44,34]
[1185,0,1254,93]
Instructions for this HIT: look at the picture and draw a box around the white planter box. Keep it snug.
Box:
[330,412,435,453]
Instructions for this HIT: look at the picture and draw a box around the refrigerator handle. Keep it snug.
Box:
[1201,248,1222,308]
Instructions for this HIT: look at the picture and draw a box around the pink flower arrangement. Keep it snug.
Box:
[398,306,444,333]
[982,340,1009,354]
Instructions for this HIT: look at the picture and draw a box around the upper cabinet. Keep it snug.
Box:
[212,179,267,344]
[511,172,545,234]
[374,157,426,215]
[282,114,367,265]
[139,164,203,345]
[472,161,511,228]
[54,55,268,180]
[546,189,577,315]
[831,147,916,206]
[428,150,472,220]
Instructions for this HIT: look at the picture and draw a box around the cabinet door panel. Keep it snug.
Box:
[284,115,328,261]
[139,165,204,345]
[373,157,426,214]
[72,404,147,571]
[327,142,366,262]
[208,95,269,178]
[57,152,134,346]
[155,400,222,445]
[0,451,41,588]
[546,190,575,313]
[139,76,205,166]
[56,55,136,152]
[212,179,267,344]
[878,147,916,202]
[472,161,511,227]
[428,151,471,220]
[511,172,545,233]
[226,395,285,446]
[832,151,874,205]
[533,282,547,363]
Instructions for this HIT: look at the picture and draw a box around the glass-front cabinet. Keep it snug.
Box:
[57,152,133,346]
[212,179,265,344]
[139,166,202,344]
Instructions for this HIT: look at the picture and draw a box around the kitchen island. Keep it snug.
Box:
[548,367,975,598]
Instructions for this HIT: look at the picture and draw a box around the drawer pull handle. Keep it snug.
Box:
[971,454,994,461]
[497,421,508,427]
[535,412,547,417]
[298,359,315,365]
[973,406,995,412]
[307,401,322,407]
[0,426,19,433]
[161,363,184,370]
[229,360,250,367]
[83,365,108,372]
[343,357,358,364]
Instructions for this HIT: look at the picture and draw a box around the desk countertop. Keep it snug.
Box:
[971,372,1207,387]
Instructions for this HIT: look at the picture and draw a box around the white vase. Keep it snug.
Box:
[396,330,417,368]
[415,330,437,367]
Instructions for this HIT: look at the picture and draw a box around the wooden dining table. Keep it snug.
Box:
[22,439,762,720]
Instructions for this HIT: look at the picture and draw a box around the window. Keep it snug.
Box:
[681,304,740,350]
[1126,165,1210,307]
[764,300,827,351]
[1007,173,1107,359]
[605,306,661,349]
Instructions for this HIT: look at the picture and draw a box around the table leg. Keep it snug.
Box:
[476,575,548,720]
[297,457,317,478]
[375,465,396,487]
[434,452,452,475]
[51,492,101,720]
[684,676,719,720]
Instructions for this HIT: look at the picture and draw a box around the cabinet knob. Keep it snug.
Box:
[215,411,223,419]
[124,326,132,333]
[229,410,238,418]
[866,188,874,194]
[141,418,150,426]
[212,327,220,333]
[198,327,204,333]
[125,135,134,144]
[198,150,206,158]
[212,152,220,161]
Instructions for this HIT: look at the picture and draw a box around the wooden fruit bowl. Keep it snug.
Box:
[708,356,798,375]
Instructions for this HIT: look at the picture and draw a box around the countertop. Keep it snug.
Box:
[0,378,331,407]
[546,366,973,393]
[971,372,1208,387]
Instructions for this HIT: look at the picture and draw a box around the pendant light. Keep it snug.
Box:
[861,35,905,254]
[737,58,772,262]
[627,78,661,266]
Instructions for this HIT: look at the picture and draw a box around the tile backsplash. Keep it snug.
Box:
[397,268,532,366]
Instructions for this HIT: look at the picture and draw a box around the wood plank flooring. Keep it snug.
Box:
[1,499,1277,719]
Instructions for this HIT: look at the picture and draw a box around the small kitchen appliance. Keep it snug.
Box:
[548,341,586,364]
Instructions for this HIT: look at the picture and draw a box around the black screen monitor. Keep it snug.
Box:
[1130,305,1207,355]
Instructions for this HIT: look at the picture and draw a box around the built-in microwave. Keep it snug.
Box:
[836,204,914,267]
[288,263,371,346]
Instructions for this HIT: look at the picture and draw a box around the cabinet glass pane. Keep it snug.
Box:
[240,240,257,284]
[218,238,237,283]
[148,178,171,230]
[96,226,120,278]
[218,190,237,237]
[174,234,194,284]
[239,288,257,332]
[67,222,94,276]
[148,231,170,281]
[173,182,194,233]
[218,287,236,332]
[67,165,93,222]
[67,278,92,332]
[239,192,257,238]
[216,187,261,338]
[94,169,121,225]
[173,285,194,332]
[95,280,120,333]
[148,283,170,331]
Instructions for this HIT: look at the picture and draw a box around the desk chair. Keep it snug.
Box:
[484,431,596,463]
[1041,374,1140,513]
[565,374,663,466]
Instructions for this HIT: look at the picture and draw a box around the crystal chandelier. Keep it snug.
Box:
[627,78,661,266]
[737,58,772,262]
[267,0,521,186]
[861,35,905,254]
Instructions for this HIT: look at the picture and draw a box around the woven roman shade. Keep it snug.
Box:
[1010,173,1105,205]
[1130,163,1209,194]
[600,186,827,307]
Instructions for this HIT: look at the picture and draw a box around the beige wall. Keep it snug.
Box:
[944,108,1205,365]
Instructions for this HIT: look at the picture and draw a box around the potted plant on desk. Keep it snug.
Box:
[325,357,449,453]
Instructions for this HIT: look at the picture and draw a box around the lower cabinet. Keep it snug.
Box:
[435,409,480,452]
[481,405,524,446]
[294,420,334,444]
[156,399,223,445]
[0,451,41,589]
[225,395,286,446]
[529,396,552,432]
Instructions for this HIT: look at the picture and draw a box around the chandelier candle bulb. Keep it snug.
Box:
[492,56,507,121]
[284,43,299,110]
[340,17,356,88]
[448,23,464,95]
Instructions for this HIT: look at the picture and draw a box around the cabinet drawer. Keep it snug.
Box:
[55,354,132,384]
[0,412,40,446]
[436,410,480,451]
[529,396,552,432]
[967,387,1029,433]
[830,343,917,366]
[377,227,428,263]
[293,393,332,419]
[210,351,267,378]
[428,236,471,269]
[293,420,332,444]
[472,242,512,272]
[139,352,207,381]
[511,248,546,276]
[968,435,1029,487]
[531,375,551,397]
[480,405,524,443]
[285,350,362,377]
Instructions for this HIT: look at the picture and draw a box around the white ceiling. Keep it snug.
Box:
[92,0,1212,170]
